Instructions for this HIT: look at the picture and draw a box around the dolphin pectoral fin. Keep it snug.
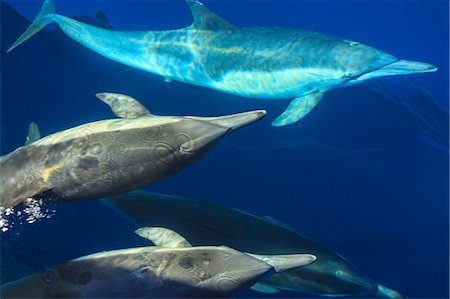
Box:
[134,227,192,248]
[7,0,55,53]
[348,59,438,85]
[95,93,151,119]
[185,0,237,31]
[271,92,324,126]
[25,122,41,145]
[245,253,316,272]
[250,283,282,293]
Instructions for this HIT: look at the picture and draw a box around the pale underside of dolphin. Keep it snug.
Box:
[0,92,265,209]
[8,0,437,126]
[0,227,316,299]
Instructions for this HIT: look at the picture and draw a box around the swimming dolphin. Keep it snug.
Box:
[0,227,316,298]
[0,93,265,209]
[7,0,437,126]
[105,191,406,298]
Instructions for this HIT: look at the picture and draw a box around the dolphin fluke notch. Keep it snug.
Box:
[7,0,55,52]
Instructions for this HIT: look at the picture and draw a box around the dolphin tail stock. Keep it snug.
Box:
[271,91,324,127]
[376,283,407,299]
[7,0,56,53]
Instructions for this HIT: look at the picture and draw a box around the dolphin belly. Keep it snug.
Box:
[212,67,347,99]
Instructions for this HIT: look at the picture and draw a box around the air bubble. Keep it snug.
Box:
[0,198,56,233]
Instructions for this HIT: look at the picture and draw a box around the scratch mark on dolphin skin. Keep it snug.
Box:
[42,163,63,182]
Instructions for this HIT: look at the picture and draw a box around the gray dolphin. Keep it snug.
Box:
[7,0,437,126]
[105,191,406,299]
[0,227,316,298]
[0,93,265,209]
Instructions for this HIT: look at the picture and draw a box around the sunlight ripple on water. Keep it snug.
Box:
[0,198,55,232]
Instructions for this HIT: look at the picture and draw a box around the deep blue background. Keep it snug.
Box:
[1,0,448,298]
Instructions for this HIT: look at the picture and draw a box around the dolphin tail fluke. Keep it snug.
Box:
[7,0,55,53]
[271,92,324,126]
[376,283,407,299]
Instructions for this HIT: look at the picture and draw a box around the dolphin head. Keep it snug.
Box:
[158,110,266,167]
[328,260,379,295]
[262,251,378,296]
[330,39,399,80]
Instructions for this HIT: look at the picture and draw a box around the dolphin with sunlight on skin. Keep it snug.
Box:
[8,0,437,126]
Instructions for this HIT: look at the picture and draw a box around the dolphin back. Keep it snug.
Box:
[104,192,407,298]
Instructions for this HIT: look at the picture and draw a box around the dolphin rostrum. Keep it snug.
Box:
[7,0,437,126]
[0,93,265,209]
[0,227,316,298]
[105,191,406,299]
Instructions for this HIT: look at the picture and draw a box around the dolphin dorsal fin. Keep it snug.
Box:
[185,0,237,31]
[135,227,192,248]
[25,122,41,145]
[95,93,151,119]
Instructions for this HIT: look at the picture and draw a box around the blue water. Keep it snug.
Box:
[1,0,448,298]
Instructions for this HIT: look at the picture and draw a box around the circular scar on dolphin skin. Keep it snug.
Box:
[174,133,194,153]
[78,271,92,285]
[196,268,212,281]
[42,269,58,285]
[216,274,241,291]
[142,125,164,142]
[178,256,195,270]
[89,143,103,155]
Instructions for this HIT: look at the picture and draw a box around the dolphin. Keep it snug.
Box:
[0,227,316,298]
[105,191,406,299]
[0,93,265,209]
[7,0,437,126]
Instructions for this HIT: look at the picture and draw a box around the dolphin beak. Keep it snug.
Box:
[246,253,317,272]
[186,110,266,131]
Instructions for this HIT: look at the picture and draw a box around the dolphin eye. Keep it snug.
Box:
[78,271,92,285]
[175,133,194,154]
[42,268,58,284]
